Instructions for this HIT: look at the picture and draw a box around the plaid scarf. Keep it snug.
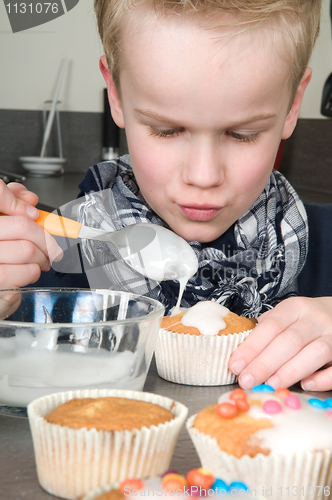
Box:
[75,155,308,317]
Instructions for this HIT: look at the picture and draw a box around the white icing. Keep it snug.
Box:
[0,335,145,406]
[123,225,198,282]
[181,301,230,336]
[218,390,332,454]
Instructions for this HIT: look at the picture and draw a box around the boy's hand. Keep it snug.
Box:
[229,296,332,392]
[0,180,63,289]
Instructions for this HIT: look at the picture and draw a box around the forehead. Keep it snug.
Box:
[118,9,292,116]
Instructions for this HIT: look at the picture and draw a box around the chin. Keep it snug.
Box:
[175,225,224,244]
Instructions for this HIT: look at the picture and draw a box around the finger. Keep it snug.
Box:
[0,215,63,263]
[229,298,309,376]
[7,182,39,207]
[0,180,39,219]
[0,263,42,289]
[0,240,52,272]
[238,318,324,389]
[264,335,332,390]
[301,365,332,392]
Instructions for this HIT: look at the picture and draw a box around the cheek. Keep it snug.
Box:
[234,149,275,201]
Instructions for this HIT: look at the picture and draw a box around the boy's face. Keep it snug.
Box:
[102,11,310,243]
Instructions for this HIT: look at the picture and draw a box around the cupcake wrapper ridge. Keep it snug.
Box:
[155,329,251,386]
[28,389,188,499]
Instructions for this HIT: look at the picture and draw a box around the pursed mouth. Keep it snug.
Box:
[178,205,223,222]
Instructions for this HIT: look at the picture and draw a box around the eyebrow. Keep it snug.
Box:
[135,108,277,127]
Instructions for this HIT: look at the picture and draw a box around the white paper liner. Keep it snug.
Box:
[155,329,251,385]
[27,389,188,500]
[186,415,332,500]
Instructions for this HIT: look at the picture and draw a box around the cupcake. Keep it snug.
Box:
[155,301,256,385]
[187,386,332,499]
[27,389,188,499]
[81,470,255,500]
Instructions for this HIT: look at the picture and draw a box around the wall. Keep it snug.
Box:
[0,0,104,113]
[0,0,331,116]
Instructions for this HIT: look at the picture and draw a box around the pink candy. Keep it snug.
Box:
[263,400,282,414]
[284,394,301,410]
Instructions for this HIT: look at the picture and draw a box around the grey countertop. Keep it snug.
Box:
[23,173,84,210]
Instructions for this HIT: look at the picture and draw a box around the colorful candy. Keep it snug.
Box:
[119,478,145,494]
[186,468,215,490]
[275,387,290,397]
[235,399,250,412]
[308,398,328,409]
[119,471,249,497]
[253,384,274,392]
[229,481,249,492]
[325,398,332,408]
[212,478,230,494]
[263,399,282,414]
[216,402,238,419]
[162,473,188,490]
[229,388,247,401]
[284,394,301,409]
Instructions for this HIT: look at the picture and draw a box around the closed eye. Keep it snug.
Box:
[227,131,260,143]
[149,127,183,138]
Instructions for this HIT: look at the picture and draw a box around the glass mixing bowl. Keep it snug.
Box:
[0,288,164,407]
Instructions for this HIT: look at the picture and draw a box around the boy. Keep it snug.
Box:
[1,0,331,393]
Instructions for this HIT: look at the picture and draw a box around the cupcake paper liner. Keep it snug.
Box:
[27,389,188,500]
[155,329,251,385]
[186,415,332,500]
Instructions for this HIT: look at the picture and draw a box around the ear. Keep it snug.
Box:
[99,55,125,129]
[282,67,312,140]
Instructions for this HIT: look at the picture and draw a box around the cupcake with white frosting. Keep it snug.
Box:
[155,301,256,385]
[187,385,332,499]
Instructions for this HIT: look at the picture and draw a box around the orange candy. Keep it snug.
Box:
[119,478,145,495]
[229,388,247,401]
[235,399,250,412]
[216,402,238,419]
[162,473,188,490]
[275,388,290,397]
[186,468,214,489]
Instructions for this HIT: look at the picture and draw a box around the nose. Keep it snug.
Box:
[181,136,224,189]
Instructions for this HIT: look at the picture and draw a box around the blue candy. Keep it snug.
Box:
[252,384,275,392]
[308,398,327,409]
[325,398,332,408]
[212,478,231,495]
[229,481,249,492]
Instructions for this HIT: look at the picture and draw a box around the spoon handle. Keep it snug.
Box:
[35,210,82,238]
[0,209,82,238]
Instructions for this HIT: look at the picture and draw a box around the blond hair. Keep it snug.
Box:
[95,0,322,100]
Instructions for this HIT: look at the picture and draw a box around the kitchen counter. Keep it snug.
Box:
[23,173,84,210]
[0,357,324,500]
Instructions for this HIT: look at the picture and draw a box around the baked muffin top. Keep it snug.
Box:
[45,397,174,432]
[162,302,256,336]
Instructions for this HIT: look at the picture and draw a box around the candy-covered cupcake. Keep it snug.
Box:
[81,469,257,499]
[156,301,256,385]
[187,385,332,499]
